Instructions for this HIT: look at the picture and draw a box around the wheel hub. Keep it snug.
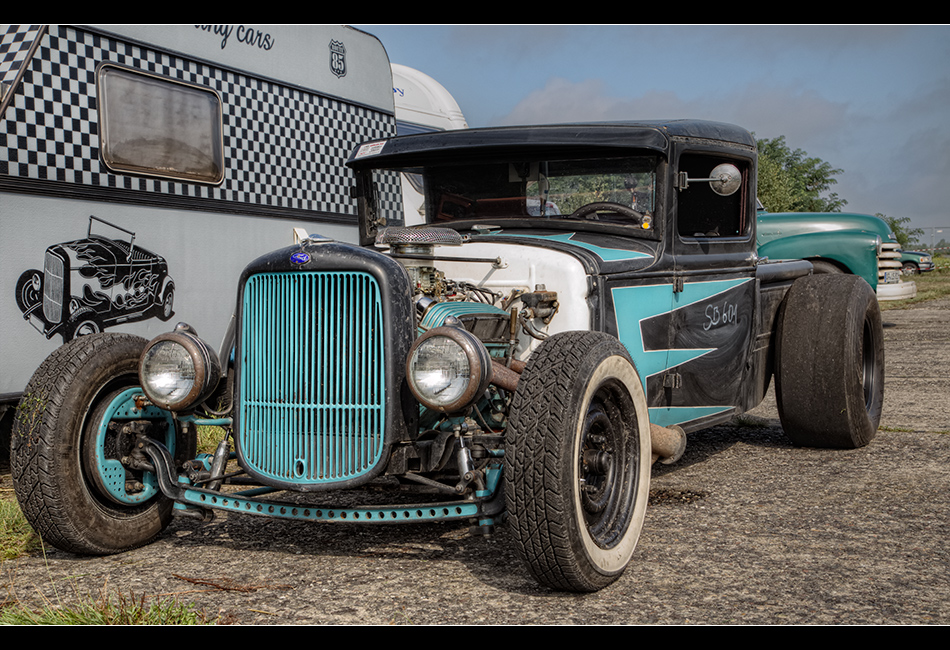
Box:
[87,387,176,506]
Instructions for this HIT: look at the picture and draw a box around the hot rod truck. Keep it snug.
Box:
[11,120,884,593]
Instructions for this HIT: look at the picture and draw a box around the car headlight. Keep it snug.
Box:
[139,323,221,411]
[406,326,492,413]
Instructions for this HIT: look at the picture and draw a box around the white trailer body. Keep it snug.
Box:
[1,24,400,404]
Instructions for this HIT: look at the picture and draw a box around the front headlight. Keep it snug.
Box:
[406,326,492,413]
[139,323,221,411]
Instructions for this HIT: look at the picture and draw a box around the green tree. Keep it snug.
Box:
[876,213,923,248]
[756,135,847,213]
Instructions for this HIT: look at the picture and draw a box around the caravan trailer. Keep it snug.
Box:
[391,63,467,135]
[1,25,400,439]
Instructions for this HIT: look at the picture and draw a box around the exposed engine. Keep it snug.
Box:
[375,226,560,360]
[372,226,564,487]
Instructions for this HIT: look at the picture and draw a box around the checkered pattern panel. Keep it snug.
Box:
[1,25,43,87]
[0,25,400,217]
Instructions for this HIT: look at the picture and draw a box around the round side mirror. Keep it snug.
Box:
[708,163,742,196]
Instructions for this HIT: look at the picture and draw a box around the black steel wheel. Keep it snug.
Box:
[65,313,101,341]
[505,331,651,592]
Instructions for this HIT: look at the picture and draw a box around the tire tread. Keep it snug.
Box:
[505,331,645,591]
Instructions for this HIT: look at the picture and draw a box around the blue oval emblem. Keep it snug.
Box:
[291,252,310,264]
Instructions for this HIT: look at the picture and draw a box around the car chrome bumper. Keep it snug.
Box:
[877,280,917,300]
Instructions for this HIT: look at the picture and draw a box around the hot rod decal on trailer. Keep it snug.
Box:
[15,216,175,342]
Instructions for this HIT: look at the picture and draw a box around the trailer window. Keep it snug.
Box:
[97,65,224,184]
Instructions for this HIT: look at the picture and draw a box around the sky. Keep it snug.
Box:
[357,25,950,242]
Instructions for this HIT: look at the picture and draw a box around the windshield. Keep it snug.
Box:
[421,156,657,229]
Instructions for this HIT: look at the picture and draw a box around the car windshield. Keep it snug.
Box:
[420,156,657,227]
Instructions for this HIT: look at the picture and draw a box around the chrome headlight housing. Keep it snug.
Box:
[406,326,492,413]
[139,323,221,412]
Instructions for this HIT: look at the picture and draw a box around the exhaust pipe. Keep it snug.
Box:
[490,359,523,392]
[650,423,687,465]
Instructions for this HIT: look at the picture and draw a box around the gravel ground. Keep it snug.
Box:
[2,299,948,625]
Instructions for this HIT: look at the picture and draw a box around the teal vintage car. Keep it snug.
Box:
[899,250,935,275]
[756,210,916,300]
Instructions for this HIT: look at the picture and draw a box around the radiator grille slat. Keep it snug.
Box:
[239,271,386,485]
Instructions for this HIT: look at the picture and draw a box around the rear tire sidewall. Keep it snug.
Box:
[776,274,884,448]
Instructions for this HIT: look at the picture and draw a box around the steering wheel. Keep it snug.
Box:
[568,202,645,223]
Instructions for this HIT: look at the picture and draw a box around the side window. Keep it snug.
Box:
[97,65,224,184]
[676,154,748,238]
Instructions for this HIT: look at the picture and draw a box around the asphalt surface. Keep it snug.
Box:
[2,299,948,625]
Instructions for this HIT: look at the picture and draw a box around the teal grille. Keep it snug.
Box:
[239,271,386,485]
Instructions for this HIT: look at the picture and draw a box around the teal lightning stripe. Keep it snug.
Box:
[612,278,752,427]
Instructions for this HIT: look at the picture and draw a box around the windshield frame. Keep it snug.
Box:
[371,152,667,241]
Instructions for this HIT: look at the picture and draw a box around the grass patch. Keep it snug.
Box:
[880,255,950,310]
[0,586,215,625]
[3,475,215,624]
[197,425,227,454]
[0,493,41,561]
[878,425,915,433]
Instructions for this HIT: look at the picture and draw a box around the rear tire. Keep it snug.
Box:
[505,331,651,592]
[11,333,178,554]
[156,286,175,321]
[775,274,884,448]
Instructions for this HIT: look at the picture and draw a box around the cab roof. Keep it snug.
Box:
[347,120,756,168]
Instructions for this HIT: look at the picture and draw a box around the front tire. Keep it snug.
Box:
[65,310,102,341]
[11,333,178,554]
[15,269,43,314]
[505,331,651,592]
[775,274,884,448]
